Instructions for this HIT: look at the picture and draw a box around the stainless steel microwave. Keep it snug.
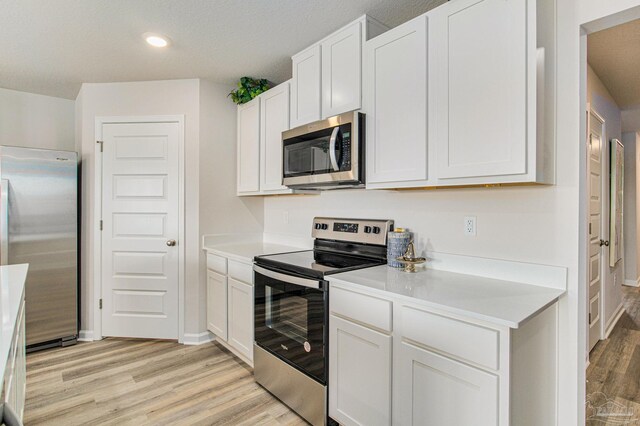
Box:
[282,111,364,190]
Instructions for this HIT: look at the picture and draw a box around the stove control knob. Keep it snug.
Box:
[315,223,322,230]
[321,223,329,230]
[364,226,372,233]
[373,226,381,234]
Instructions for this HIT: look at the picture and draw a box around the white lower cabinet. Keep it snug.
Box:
[227,278,254,361]
[206,270,227,340]
[328,283,558,426]
[394,341,498,426]
[329,314,391,426]
[205,253,254,366]
[3,297,26,422]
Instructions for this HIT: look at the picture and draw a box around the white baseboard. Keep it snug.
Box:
[604,303,625,339]
[182,331,215,345]
[624,278,640,287]
[78,330,94,342]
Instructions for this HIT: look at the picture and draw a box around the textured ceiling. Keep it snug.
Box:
[588,18,640,109]
[0,0,445,100]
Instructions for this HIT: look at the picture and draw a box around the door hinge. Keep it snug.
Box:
[99,299,103,310]
[589,223,592,235]
[589,312,591,324]
[99,220,103,231]
[97,140,103,152]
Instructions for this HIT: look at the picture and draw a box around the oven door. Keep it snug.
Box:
[254,265,327,383]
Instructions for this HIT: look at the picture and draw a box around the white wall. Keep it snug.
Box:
[78,78,260,339]
[622,131,640,285]
[586,64,624,329]
[0,87,75,151]
[198,80,263,331]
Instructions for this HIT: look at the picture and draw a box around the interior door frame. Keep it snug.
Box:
[585,105,606,352]
[93,115,186,343]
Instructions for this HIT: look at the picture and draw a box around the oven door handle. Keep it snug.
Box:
[328,127,340,172]
[254,265,321,289]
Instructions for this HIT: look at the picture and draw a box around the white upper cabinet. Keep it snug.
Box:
[321,21,362,118]
[237,82,292,196]
[363,0,555,189]
[260,81,292,193]
[430,0,553,185]
[291,16,388,128]
[291,45,322,128]
[236,97,261,195]
[364,16,429,189]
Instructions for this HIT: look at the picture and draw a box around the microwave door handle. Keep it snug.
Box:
[329,127,340,172]
[1,180,8,265]
[253,265,321,289]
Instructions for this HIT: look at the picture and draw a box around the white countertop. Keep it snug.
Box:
[0,264,28,381]
[203,241,307,264]
[328,265,565,328]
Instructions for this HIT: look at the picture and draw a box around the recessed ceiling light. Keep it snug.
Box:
[143,32,170,48]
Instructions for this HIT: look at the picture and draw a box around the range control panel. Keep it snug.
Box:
[312,217,394,246]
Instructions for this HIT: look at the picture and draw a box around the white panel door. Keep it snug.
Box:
[227,278,253,361]
[291,44,322,127]
[322,21,362,118]
[588,110,604,351]
[364,16,429,187]
[207,270,227,340]
[260,82,291,193]
[394,342,499,426]
[329,314,392,426]
[432,0,529,180]
[101,121,180,339]
[237,97,261,194]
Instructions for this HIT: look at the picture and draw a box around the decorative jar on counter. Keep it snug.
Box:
[387,228,412,268]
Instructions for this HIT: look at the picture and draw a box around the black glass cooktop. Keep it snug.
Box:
[254,250,384,280]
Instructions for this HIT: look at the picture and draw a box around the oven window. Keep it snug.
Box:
[266,287,309,344]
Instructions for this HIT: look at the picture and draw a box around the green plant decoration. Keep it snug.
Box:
[228,77,270,104]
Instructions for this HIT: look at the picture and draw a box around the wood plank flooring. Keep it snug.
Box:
[587,286,640,425]
[24,338,307,425]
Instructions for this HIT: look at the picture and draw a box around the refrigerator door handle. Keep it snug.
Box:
[1,179,8,265]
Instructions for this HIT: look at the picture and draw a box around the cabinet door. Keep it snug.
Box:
[227,278,254,361]
[322,21,362,118]
[364,16,429,188]
[431,0,530,180]
[260,82,291,193]
[291,44,322,127]
[237,97,261,194]
[394,341,499,426]
[207,270,227,340]
[329,315,391,426]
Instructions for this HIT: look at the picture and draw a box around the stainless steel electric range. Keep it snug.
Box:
[253,217,394,426]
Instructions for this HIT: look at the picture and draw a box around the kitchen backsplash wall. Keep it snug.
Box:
[263,186,568,267]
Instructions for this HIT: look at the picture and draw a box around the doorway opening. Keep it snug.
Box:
[585,18,640,422]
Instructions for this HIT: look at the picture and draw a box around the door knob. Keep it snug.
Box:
[599,239,609,247]
[166,240,177,247]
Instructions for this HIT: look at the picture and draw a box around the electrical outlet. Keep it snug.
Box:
[283,211,289,225]
[464,216,477,236]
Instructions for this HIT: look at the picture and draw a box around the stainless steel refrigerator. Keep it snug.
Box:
[0,146,78,349]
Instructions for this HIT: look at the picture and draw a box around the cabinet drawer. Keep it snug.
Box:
[228,260,253,284]
[331,286,392,332]
[206,253,227,274]
[400,306,499,370]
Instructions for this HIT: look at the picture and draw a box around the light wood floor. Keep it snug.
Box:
[587,286,640,425]
[24,338,307,425]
